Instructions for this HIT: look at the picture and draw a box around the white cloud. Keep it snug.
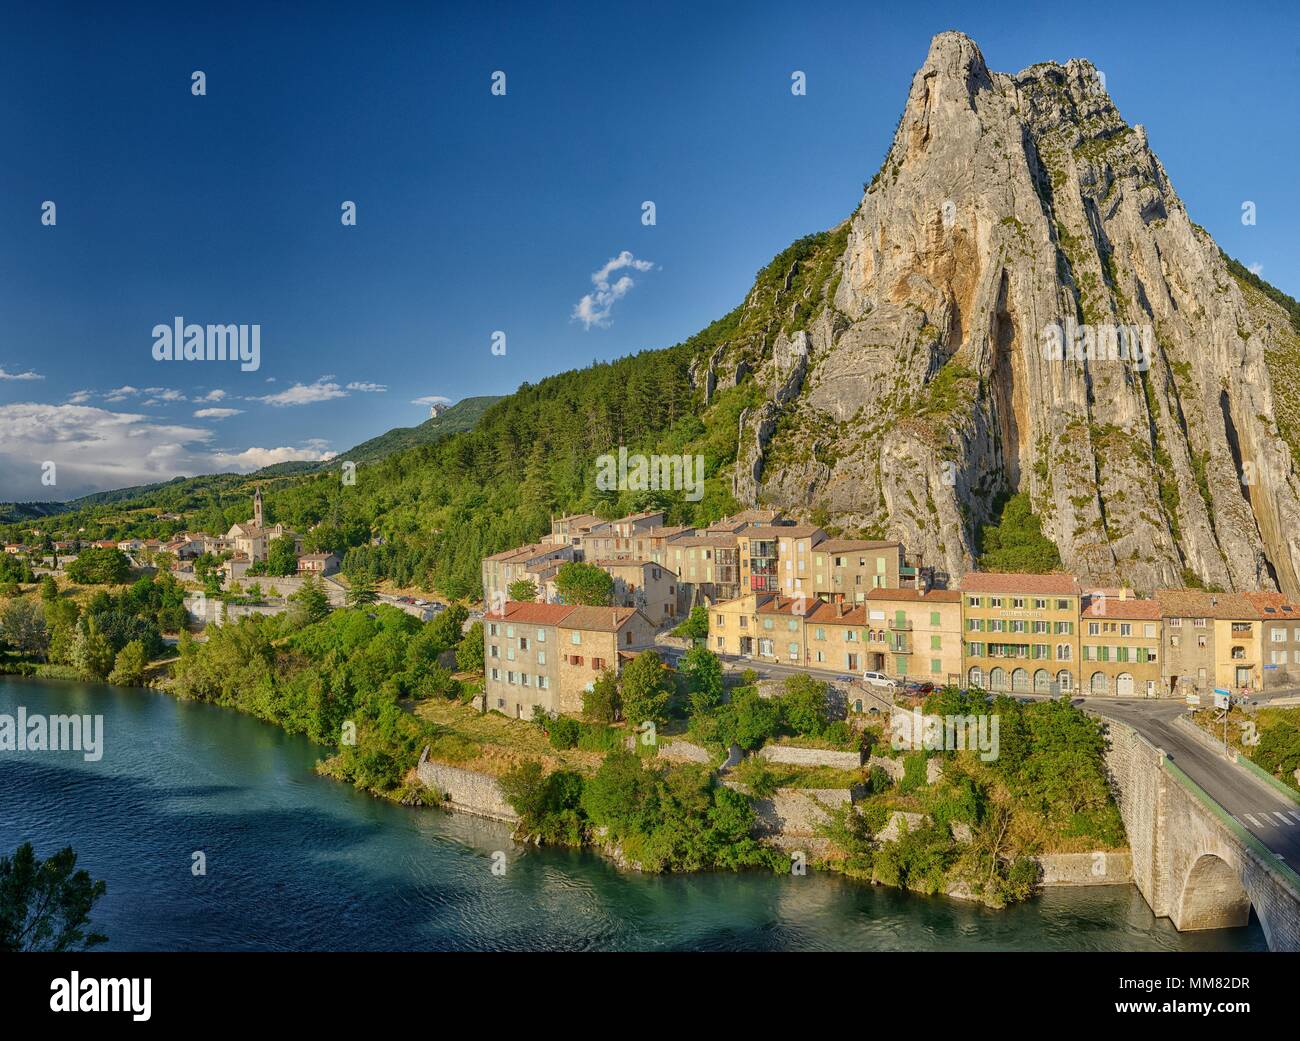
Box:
[572,250,655,329]
[209,444,337,470]
[346,381,387,393]
[66,390,93,405]
[194,407,243,419]
[0,402,340,499]
[103,385,140,402]
[143,387,187,402]
[1248,262,1264,276]
[197,389,227,402]
[0,366,43,381]
[411,394,452,406]
[255,377,346,407]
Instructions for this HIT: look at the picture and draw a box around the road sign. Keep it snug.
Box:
[1213,691,1231,710]
[1185,692,1199,706]
[1214,687,1230,696]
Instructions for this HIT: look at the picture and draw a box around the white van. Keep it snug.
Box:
[861,671,899,690]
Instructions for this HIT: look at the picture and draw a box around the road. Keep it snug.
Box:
[717,653,1300,868]
[1070,694,1300,871]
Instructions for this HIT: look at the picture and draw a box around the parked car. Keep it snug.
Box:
[904,680,934,695]
[861,671,900,690]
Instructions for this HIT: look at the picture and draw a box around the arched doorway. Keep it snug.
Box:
[1090,671,1109,695]
[988,667,1007,691]
[967,667,984,690]
[1116,672,1134,697]
[1176,853,1252,932]
[1011,667,1030,693]
[1056,669,1073,692]
[1033,669,1052,694]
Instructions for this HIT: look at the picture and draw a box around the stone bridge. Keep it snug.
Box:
[1103,717,1300,951]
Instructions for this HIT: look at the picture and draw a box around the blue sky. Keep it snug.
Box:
[1,0,1297,499]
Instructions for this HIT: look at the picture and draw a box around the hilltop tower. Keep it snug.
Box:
[253,485,264,529]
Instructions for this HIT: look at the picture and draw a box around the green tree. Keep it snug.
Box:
[289,576,332,626]
[672,605,709,643]
[554,561,614,606]
[70,616,115,680]
[108,639,148,686]
[507,579,538,603]
[0,597,49,657]
[0,842,107,952]
[780,673,830,737]
[680,644,723,715]
[346,574,379,608]
[38,575,59,602]
[583,669,621,723]
[976,493,1063,573]
[619,650,673,726]
[455,621,485,673]
[66,547,130,585]
[265,536,299,577]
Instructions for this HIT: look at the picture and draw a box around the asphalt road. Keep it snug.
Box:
[1073,695,1300,871]
[720,654,1300,868]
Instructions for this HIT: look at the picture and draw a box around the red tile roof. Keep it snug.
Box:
[1082,596,1161,620]
[866,588,962,604]
[960,572,1081,595]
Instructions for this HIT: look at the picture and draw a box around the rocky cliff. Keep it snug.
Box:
[699,31,1300,594]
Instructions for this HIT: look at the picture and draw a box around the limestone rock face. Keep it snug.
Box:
[719,31,1300,593]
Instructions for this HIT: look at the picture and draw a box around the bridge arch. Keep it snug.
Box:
[1174,852,1254,934]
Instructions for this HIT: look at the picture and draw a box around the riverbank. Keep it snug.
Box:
[0,673,1263,951]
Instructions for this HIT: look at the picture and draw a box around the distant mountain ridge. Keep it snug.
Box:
[0,395,501,520]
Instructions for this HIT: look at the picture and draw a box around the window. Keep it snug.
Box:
[519,637,529,651]
[537,651,546,665]
[490,668,499,681]
[1144,623,1156,638]
[930,659,941,674]
[538,676,548,689]
[1272,628,1287,643]
[1012,598,1025,609]
[1088,622,1100,636]
[991,597,1003,608]
[1056,599,1070,611]
[521,673,530,686]
[1034,598,1047,610]
[967,596,982,608]
[1119,624,1131,637]
[716,614,724,626]
[1056,644,1071,661]
[1169,617,1182,627]
[967,642,985,657]
[931,635,941,651]
[592,658,605,670]
[787,642,799,661]
[489,644,499,658]
[716,636,725,650]
[507,671,516,684]
[1193,618,1207,628]
[571,632,582,645]
[930,611,941,627]
[489,623,499,636]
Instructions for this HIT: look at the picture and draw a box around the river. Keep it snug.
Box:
[0,676,1267,951]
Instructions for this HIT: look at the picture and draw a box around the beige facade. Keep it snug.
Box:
[708,592,818,662]
[810,540,903,602]
[481,542,574,608]
[484,602,656,719]
[738,525,826,595]
[1080,594,1162,696]
[1155,590,1264,694]
[579,560,679,625]
[865,588,963,683]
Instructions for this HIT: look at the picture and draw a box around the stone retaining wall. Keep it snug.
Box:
[416,748,519,824]
[758,744,863,769]
[1035,851,1134,886]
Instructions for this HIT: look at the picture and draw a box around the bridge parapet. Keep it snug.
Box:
[1100,715,1300,951]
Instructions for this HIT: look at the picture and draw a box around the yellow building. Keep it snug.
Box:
[737,525,826,595]
[1080,594,1162,696]
[960,573,1082,693]
[709,592,818,663]
[865,588,964,684]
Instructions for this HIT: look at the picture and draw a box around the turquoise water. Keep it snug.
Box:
[0,676,1267,951]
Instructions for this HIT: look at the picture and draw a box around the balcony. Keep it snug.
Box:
[889,619,913,631]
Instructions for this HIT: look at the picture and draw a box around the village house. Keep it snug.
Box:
[738,525,827,595]
[1080,593,1163,696]
[708,592,821,663]
[576,510,669,560]
[561,559,678,625]
[546,513,605,549]
[483,602,656,719]
[1155,590,1264,694]
[864,588,964,683]
[810,539,904,602]
[298,552,340,576]
[480,541,574,607]
[961,573,1083,694]
[662,534,741,606]
[1245,592,1300,689]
